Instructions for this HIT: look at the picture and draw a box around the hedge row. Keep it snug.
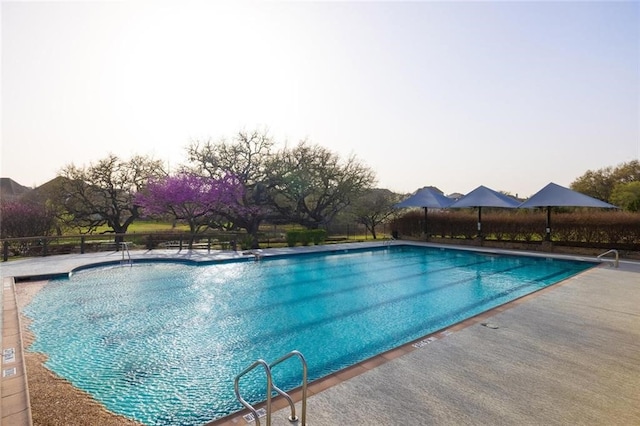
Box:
[285,229,327,247]
[391,210,640,244]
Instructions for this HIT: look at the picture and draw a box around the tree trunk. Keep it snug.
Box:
[188,222,197,250]
[246,221,261,249]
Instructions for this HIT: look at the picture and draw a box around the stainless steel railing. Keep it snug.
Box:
[597,249,619,268]
[120,241,132,266]
[269,350,308,425]
[234,350,308,426]
[234,359,273,426]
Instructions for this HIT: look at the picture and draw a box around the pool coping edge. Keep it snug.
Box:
[1,276,33,426]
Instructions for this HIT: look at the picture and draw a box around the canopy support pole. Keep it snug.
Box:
[545,207,551,242]
[424,207,428,238]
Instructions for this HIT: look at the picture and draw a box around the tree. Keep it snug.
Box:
[136,173,241,247]
[56,154,165,240]
[187,130,377,245]
[610,181,640,212]
[19,176,70,235]
[571,160,640,202]
[350,189,403,239]
[186,129,276,249]
[266,141,376,229]
[0,200,56,238]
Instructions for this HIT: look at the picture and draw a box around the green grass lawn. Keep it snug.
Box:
[71,221,380,247]
[89,221,190,234]
[126,221,190,233]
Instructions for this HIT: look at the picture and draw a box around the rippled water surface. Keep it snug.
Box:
[23,246,594,425]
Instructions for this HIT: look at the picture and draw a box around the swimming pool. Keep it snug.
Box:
[22,245,595,425]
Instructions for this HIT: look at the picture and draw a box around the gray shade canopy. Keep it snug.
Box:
[395,186,454,209]
[395,187,454,236]
[448,185,520,237]
[518,182,617,208]
[518,182,618,241]
[448,185,520,209]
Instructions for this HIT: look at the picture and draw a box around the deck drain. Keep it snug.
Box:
[412,336,437,348]
[243,407,267,423]
[481,322,499,329]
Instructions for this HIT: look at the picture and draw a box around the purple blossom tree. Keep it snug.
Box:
[1,201,56,255]
[136,173,242,247]
[0,200,56,238]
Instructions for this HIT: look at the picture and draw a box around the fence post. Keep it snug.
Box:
[42,238,48,257]
[3,241,8,262]
[80,236,86,254]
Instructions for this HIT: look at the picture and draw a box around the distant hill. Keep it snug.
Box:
[0,178,32,202]
[19,176,67,203]
[0,177,71,204]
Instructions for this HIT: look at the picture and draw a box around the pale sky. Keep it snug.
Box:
[2,0,639,198]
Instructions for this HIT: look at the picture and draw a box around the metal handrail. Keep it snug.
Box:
[597,249,619,268]
[234,351,308,426]
[234,359,272,426]
[120,242,132,266]
[269,350,308,425]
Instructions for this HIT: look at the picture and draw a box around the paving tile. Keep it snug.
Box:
[1,374,25,396]
[334,365,367,381]
[2,409,31,426]
[379,346,408,361]
[1,390,29,417]
[306,375,341,394]
[359,356,388,370]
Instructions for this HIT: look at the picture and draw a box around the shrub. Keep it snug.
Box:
[311,229,327,245]
[392,208,640,245]
[299,231,312,246]
[240,234,254,250]
[286,230,300,247]
[284,229,326,246]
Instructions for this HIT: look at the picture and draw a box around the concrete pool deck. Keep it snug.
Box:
[1,241,639,425]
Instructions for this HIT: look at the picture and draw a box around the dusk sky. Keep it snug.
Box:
[2,1,639,198]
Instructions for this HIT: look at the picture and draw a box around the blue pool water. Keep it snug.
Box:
[23,245,595,425]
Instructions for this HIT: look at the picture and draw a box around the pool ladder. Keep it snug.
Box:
[597,249,619,268]
[234,350,308,426]
[120,242,132,266]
